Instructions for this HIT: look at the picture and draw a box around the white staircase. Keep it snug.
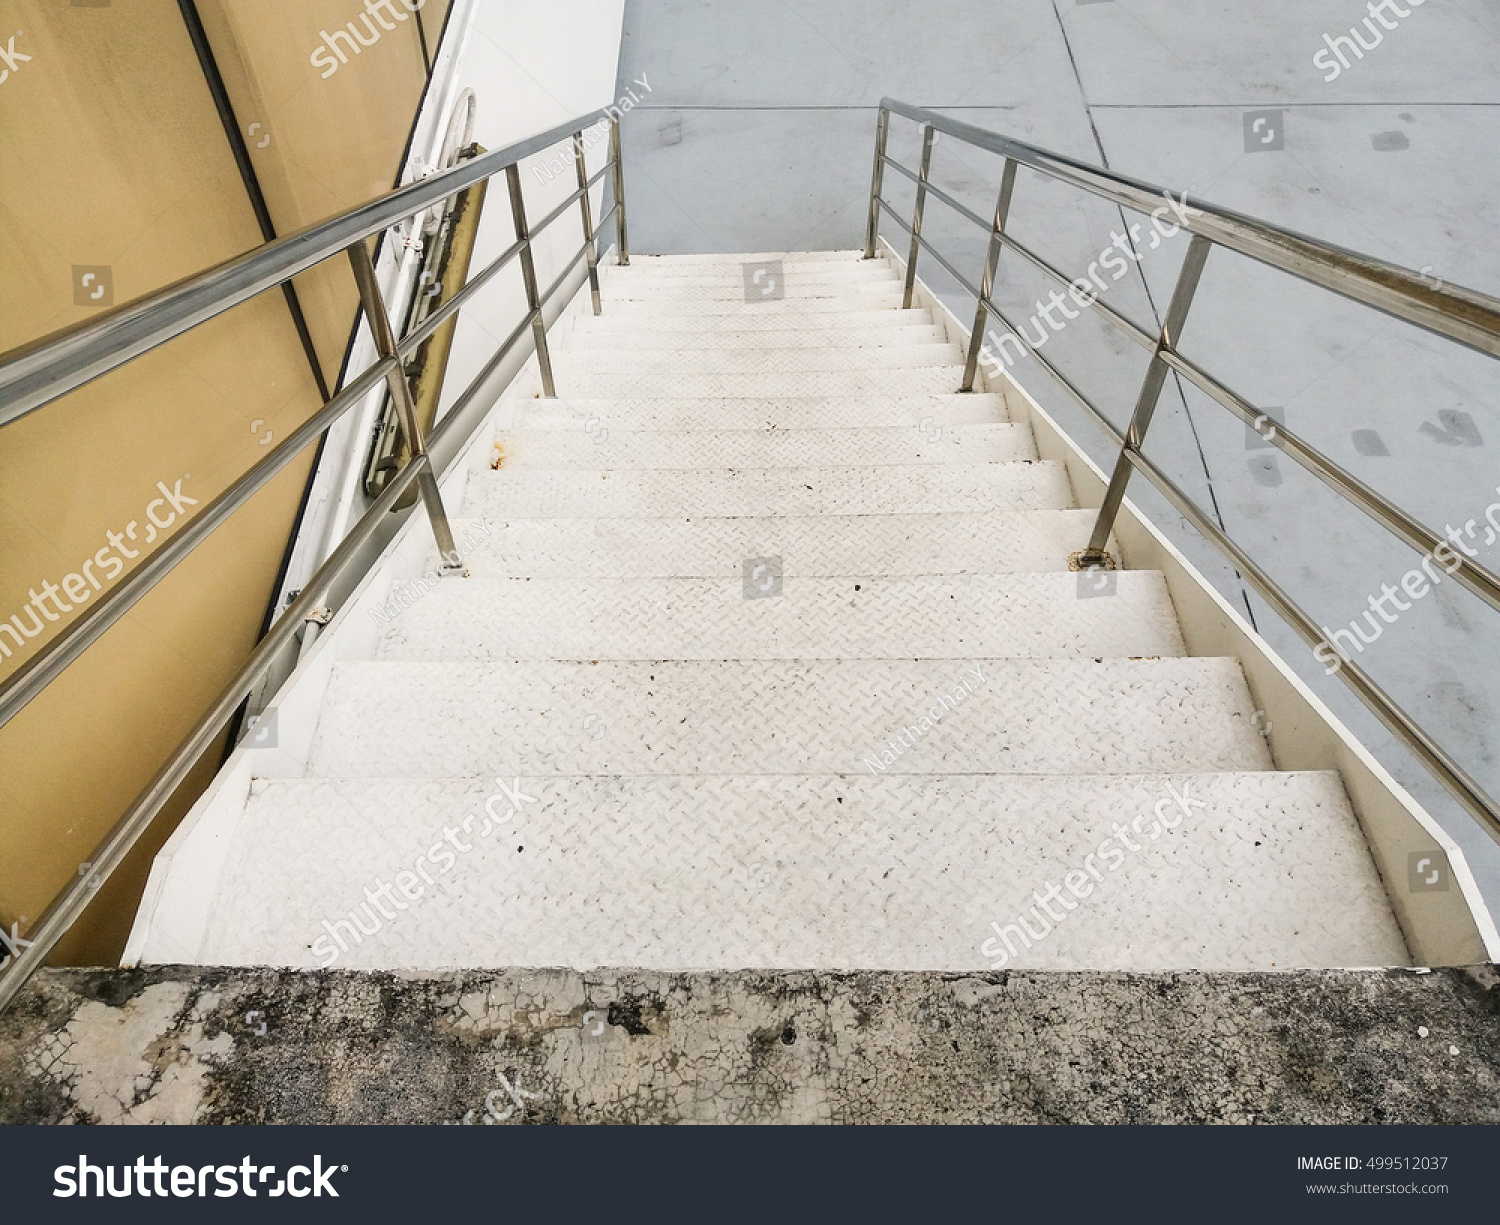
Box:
[180,250,1411,972]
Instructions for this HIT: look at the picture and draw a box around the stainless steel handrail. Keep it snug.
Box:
[0,109,628,1014]
[866,97,1500,845]
[875,98,1500,361]
[0,112,615,427]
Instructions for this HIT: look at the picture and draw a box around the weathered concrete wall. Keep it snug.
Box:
[1,966,1497,1124]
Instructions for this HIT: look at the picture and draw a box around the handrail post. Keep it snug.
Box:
[864,107,890,259]
[346,239,463,570]
[961,158,1018,391]
[505,163,558,396]
[1079,234,1213,566]
[902,125,938,309]
[574,130,603,315]
[608,116,630,266]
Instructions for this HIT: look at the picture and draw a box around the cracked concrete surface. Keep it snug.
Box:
[2,966,1497,1124]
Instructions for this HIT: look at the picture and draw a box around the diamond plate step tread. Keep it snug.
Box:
[373,574,1185,662]
[490,425,1036,470]
[606,279,901,302]
[621,250,868,267]
[576,306,934,332]
[564,324,949,351]
[551,343,960,376]
[308,657,1274,779]
[608,263,898,287]
[461,462,1071,519]
[518,394,1007,432]
[551,367,967,399]
[196,773,1408,972]
[594,295,910,317]
[434,511,1106,578]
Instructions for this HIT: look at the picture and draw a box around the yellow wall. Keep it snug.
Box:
[0,0,443,965]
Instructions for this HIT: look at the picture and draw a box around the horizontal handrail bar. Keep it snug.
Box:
[968,294,1500,842]
[529,163,611,245]
[0,110,610,426]
[988,230,1160,353]
[1118,440,1500,839]
[0,354,394,730]
[889,104,1500,621]
[0,95,625,1018]
[873,99,1500,845]
[879,98,1500,360]
[971,221,1500,610]
[983,298,1124,444]
[876,197,911,233]
[1158,345,1500,614]
[970,291,1500,839]
[400,236,526,354]
[917,179,993,235]
[0,214,611,735]
[912,231,983,302]
[0,453,430,1015]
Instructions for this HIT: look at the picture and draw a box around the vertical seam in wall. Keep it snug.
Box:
[1050,0,1257,628]
[175,0,332,403]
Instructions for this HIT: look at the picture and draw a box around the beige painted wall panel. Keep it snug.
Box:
[0,0,433,964]
[195,0,442,386]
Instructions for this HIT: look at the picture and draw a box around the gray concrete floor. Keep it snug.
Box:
[6,965,1497,1123]
[613,0,1500,922]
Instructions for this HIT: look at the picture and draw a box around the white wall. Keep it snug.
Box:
[276,0,626,621]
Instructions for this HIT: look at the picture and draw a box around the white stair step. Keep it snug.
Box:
[551,343,958,376]
[576,306,934,333]
[437,511,1106,579]
[490,424,1035,470]
[309,657,1273,778]
[608,261,897,286]
[607,279,900,302]
[519,393,1006,431]
[594,294,910,317]
[606,273,899,296]
[373,573,1185,661]
[197,772,1407,972]
[622,250,867,268]
[551,367,965,399]
[462,462,1070,518]
[563,324,949,351]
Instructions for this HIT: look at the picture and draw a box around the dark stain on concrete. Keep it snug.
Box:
[1,965,1498,1124]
